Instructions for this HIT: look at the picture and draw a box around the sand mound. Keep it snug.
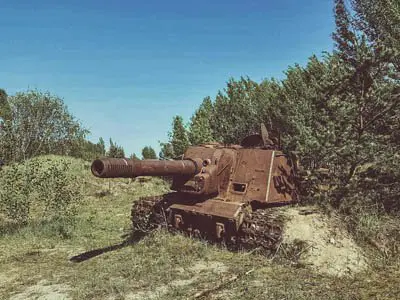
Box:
[281,205,368,277]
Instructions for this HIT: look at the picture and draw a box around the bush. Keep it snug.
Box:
[0,156,83,237]
[0,163,33,224]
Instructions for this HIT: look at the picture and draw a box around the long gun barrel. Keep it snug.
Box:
[91,158,202,178]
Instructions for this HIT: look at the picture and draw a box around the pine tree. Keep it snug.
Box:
[353,0,400,54]
[274,55,334,169]
[141,146,157,159]
[210,77,268,144]
[170,115,189,156]
[97,137,106,156]
[188,97,215,145]
[159,142,175,160]
[130,153,140,160]
[107,138,125,158]
[329,0,399,183]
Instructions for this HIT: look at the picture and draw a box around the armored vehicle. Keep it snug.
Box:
[91,124,300,253]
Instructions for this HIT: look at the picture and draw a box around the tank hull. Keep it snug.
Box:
[130,193,287,254]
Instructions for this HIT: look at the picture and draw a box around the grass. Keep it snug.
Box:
[1,156,400,299]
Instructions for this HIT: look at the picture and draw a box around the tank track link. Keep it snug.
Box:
[130,193,284,256]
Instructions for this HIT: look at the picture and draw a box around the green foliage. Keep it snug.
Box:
[325,0,399,203]
[272,56,333,166]
[0,89,105,163]
[0,156,83,236]
[179,0,399,216]
[0,163,33,224]
[141,146,157,159]
[97,137,106,156]
[129,153,140,160]
[0,88,11,123]
[31,158,82,221]
[0,89,88,163]
[159,142,175,160]
[159,115,190,159]
[210,77,269,144]
[353,0,400,58]
[69,137,107,161]
[188,97,214,145]
[107,138,125,158]
[170,115,189,156]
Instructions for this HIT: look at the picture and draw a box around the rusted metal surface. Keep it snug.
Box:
[92,123,300,253]
[169,199,245,238]
[170,200,243,220]
[91,157,201,178]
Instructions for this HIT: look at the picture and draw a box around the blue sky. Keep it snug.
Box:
[0,0,335,157]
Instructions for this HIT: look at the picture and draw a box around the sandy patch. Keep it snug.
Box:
[282,206,368,277]
[9,280,71,300]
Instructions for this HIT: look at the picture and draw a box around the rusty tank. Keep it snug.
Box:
[91,124,300,254]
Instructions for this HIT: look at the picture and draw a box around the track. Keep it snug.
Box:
[130,193,284,256]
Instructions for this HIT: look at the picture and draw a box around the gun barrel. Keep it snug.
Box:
[91,158,201,178]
